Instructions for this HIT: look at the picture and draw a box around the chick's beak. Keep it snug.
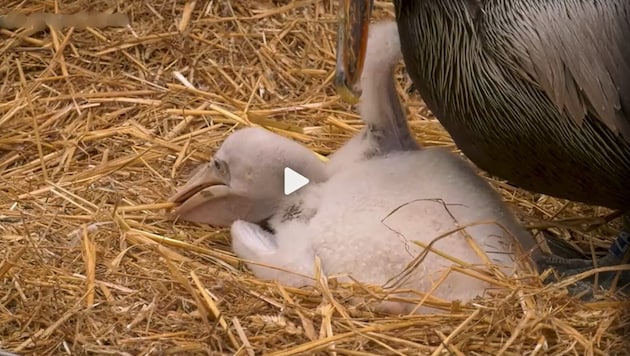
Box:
[168,161,230,216]
[335,0,373,104]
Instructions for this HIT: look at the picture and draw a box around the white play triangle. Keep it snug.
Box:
[283,167,310,195]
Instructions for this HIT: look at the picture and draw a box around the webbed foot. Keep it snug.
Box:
[536,217,630,297]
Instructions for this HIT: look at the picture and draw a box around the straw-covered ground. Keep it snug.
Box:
[1,1,629,355]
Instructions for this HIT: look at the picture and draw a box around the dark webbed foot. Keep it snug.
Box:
[538,252,630,288]
[536,217,630,296]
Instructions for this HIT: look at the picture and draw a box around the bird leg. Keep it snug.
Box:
[536,213,630,293]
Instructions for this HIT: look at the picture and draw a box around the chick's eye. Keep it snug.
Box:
[213,159,227,175]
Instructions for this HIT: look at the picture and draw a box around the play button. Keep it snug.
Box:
[283,167,310,195]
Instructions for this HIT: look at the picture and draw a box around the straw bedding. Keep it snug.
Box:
[0,1,628,355]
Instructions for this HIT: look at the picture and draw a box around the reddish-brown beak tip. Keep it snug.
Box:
[335,0,373,104]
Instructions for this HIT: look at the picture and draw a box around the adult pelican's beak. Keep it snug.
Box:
[335,0,373,104]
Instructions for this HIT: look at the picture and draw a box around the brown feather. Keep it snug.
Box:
[394,0,630,210]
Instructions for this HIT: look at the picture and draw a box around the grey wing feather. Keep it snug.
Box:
[483,0,630,139]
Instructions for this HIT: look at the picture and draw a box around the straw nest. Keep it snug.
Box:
[1,1,629,355]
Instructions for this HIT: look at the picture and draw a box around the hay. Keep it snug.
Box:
[0,1,628,355]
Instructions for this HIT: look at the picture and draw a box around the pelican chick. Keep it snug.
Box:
[169,21,539,314]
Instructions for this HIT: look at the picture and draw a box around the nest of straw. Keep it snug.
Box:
[1,1,628,355]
